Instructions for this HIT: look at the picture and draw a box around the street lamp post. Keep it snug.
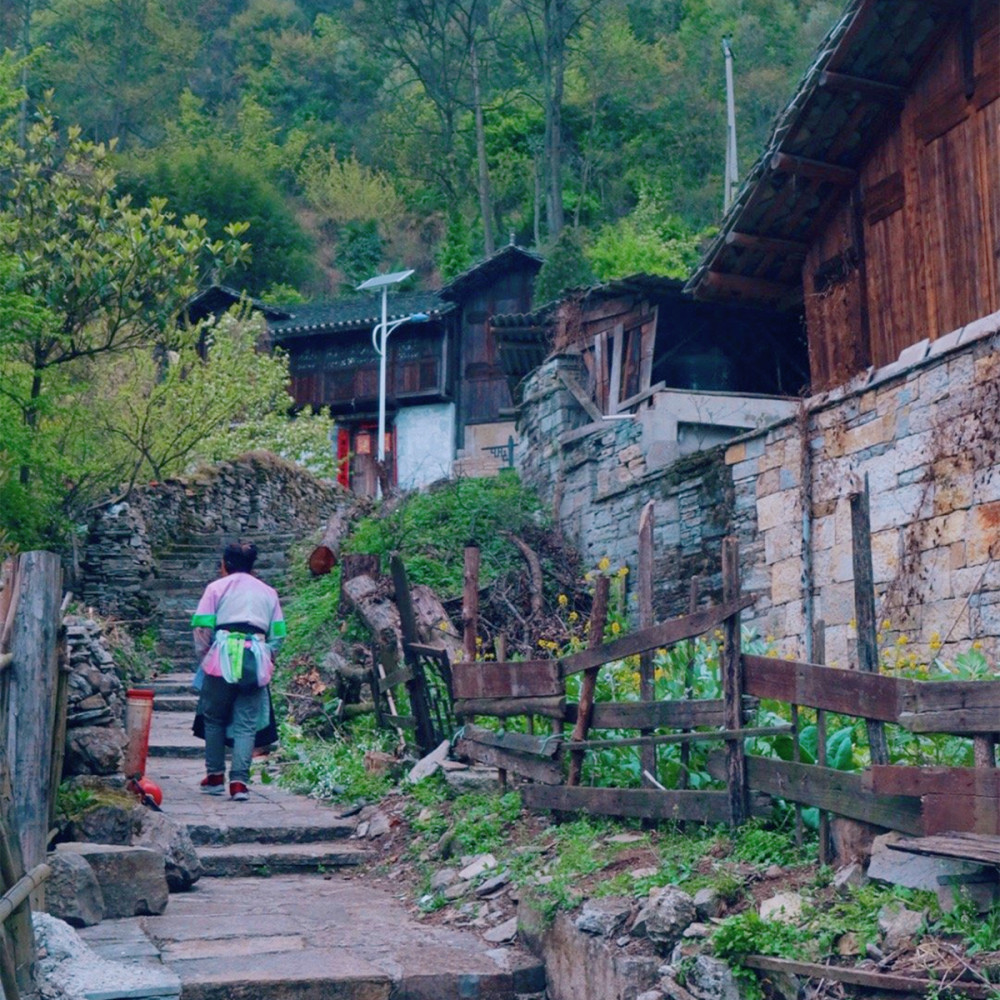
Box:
[356,269,428,493]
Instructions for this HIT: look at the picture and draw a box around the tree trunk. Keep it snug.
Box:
[543,0,566,237]
[470,31,495,256]
[309,506,360,577]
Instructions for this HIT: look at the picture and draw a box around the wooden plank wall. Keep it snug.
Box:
[807,5,999,386]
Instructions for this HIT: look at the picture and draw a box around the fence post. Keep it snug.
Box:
[462,546,480,664]
[722,537,747,827]
[8,551,62,886]
[0,746,34,993]
[812,619,832,864]
[850,477,889,765]
[568,575,610,786]
[637,502,656,787]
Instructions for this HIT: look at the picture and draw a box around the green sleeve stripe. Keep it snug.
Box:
[191,614,216,628]
[269,621,287,638]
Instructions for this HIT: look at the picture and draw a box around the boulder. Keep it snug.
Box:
[693,887,724,920]
[63,726,128,777]
[575,897,633,938]
[878,903,924,953]
[132,809,202,891]
[55,843,168,917]
[685,956,741,1000]
[65,800,138,846]
[636,887,696,954]
[759,892,803,924]
[44,851,104,927]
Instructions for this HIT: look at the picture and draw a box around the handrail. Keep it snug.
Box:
[0,863,51,925]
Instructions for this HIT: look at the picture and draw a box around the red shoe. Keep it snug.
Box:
[230,781,249,801]
[200,773,225,795]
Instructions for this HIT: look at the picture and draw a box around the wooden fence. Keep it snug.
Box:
[444,491,1000,852]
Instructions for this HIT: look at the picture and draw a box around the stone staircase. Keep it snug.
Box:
[148,531,298,672]
[77,670,546,997]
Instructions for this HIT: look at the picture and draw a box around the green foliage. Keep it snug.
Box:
[730,821,810,868]
[55,782,98,820]
[345,476,545,598]
[276,715,397,802]
[712,909,811,962]
[532,228,596,305]
[931,892,1000,955]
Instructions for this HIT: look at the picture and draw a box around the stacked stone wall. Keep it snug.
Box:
[518,357,734,617]
[519,315,1000,671]
[729,312,1000,668]
[82,452,343,620]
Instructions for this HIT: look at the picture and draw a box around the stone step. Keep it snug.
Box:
[197,841,365,877]
[149,675,198,695]
[128,875,545,1000]
[154,694,199,712]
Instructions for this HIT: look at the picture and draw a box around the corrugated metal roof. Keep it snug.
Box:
[686,0,962,308]
[269,291,453,341]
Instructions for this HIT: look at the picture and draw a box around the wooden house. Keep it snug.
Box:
[269,245,542,495]
[686,0,999,390]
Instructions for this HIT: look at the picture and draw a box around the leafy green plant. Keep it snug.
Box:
[55,782,98,820]
[712,909,811,962]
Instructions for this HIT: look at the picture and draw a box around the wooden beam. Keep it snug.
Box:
[885,832,1000,868]
[568,576,610,786]
[569,724,791,751]
[722,537,747,827]
[558,370,604,421]
[770,152,858,187]
[521,784,734,824]
[818,69,905,105]
[567,699,726,731]
[559,596,754,676]
[744,654,909,721]
[724,230,809,258]
[451,659,563,700]
[739,756,924,835]
[453,696,566,720]
[744,955,997,999]
[700,269,796,303]
[463,723,562,758]
[455,739,563,785]
[638,502,656,788]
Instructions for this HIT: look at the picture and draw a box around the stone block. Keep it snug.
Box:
[959,310,1000,345]
[897,339,930,367]
[870,529,900,585]
[763,521,802,566]
[819,582,856,628]
[56,843,169,918]
[755,467,782,498]
[842,414,895,456]
[869,484,932,532]
[869,833,985,892]
[133,809,202,892]
[757,490,799,533]
[725,442,746,465]
[966,502,1000,564]
[45,851,105,927]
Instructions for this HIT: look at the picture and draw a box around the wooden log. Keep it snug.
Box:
[637,502,656,788]
[850,480,889,765]
[567,576,609,786]
[409,585,463,662]
[463,723,562,757]
[865,766,1000,797]
[454,696,566,720]
[338,553,381,614]
[451,659,563,700]
[722,537,747,827]
[521,784,734,824]
[308,506,358,576]
[813,620,831,865]
[462,546,480,664]
[8,551,62,878]
[456,739,563,785]
[885,832,1000,867]
[744,654,909,720]
[559,596,754,676]
[342,574,402,656]
[566,699,726,731]
[743,954,997,998]
[380,665,414,690]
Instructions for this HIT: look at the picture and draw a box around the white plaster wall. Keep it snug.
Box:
[396,403,456,489]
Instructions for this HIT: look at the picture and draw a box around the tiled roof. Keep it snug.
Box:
[269,291,453,341]
[439,244,543,299]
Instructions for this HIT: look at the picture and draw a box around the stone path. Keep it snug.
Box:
[78,674,545,1000]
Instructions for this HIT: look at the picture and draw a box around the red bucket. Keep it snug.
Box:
[123,689,155,779]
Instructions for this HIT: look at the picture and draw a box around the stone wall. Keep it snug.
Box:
[518,356,735,617]
[82,452,344,620]
[518,315,1000,671]
[728,310,1000,668]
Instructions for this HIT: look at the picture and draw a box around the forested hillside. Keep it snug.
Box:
[2,0,840,297]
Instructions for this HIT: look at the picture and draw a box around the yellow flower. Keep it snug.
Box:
[568,611,579,622]
[598,556,611,572]
[882,619,892,631]
[973,640,984,651]
[558,593,568,607]
[610,621,621,635]
[617,566,629,578]
[896,635,908,646]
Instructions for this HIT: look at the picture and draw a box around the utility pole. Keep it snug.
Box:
[722,38,739,212]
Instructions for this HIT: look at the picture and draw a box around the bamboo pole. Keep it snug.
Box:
[0,864,50,925]
[567,575,610,786]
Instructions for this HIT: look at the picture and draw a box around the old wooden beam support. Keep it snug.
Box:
[638,502,656,788]
[700,269,797,304]
[724,230,809,257]
[850,478,889,765]
[453,696,566,720]
[567,697,726,731]
[818,69,906,105]
[463,723,562,758]
[722,537,747,827]
[455,739,563,785]
[451,659,563,700]
[770,151,858,186]
[567,576,610,786]
[522,784,734,824]
[462,545,480,664]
